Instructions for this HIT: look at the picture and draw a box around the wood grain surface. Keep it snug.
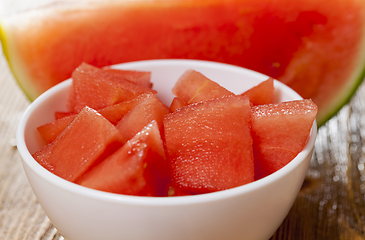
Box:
[1,1,365,239]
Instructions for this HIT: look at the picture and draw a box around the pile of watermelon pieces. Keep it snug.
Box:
[32,63,318,197]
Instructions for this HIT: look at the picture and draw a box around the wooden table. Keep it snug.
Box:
[1,1,365,240]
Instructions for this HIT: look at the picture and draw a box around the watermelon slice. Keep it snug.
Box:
[37,114,75,144]
[172,69,234,104]
[1,0,365,126]
[32,106,125,182]
[240,78,274,105]
[102,68,152,88]
[55,111,75,120]
[77,120,170,196]
[169,97,186,112]
[71,62,155,112]
[36,95,143,143]
[251,99,318,179]
[164,95,254,194]
[116,92,170,141]
[96,95,143,125]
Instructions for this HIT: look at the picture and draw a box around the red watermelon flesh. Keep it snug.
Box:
[37,93,145,143]
[96,94,144,125]
[55,111,75,120]
[1,0,364,127]
[30,65,318,196]
[251,99,318,180]
[37,114,75,143]
[32,106,125,182]
[116,93,170,141]
[164,95,254,194]
[102,68,152,88]
[77,121,170,196]
[172,69,234,104]
[169,97,186,112]
[65,84,76,112]
[71,63,156,112]
[241,78,274,105]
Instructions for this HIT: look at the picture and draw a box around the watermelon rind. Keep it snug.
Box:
[316,20,365,127]
[317,61,365,127]
[0,19,37,101]
[1,0,365,127]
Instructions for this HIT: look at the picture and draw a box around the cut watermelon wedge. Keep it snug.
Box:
[251,99,318,180]
[164,95,254,194]
[32,106,124,182]
[76,120,170,196]
[1,0,365,126]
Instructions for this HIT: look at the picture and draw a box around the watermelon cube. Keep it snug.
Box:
[251,99,318,179]
[55,111,75,119]
[172,69,234,104]
[32,106,125,182]
[116,93,170,141]
[97,94,144,125]
[164,95,254,194]
[241,77,275,105]
[102,68,152,88]
[37,114,75,143]
[36,94,145,143]
[77,120,170,196]
[169,97,186,112]
[71,63,155,112]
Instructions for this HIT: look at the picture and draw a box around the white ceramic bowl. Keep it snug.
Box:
[17,59,317,240]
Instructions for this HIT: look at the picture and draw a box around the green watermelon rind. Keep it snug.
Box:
[315,34,365,127]
[318,70,365,127]
[0,22,38,102]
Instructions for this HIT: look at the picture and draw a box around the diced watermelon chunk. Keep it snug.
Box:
[241,78,275,105]
[172,69,234,104]
[36,95,145,143]
[66,84,75,112]
[169,97,186,112]
[32,106,125,182]
[55,111,75,120]
[77,121,170,196]
[116,93,170,141]
[97,94,144,125]
[251,99,317,180]
[37,114,75,143]
[71,63,155,112]
[103,68,152,88]
[164,95,254,194]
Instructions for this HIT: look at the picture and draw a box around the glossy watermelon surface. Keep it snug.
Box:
[164,95,254,194]
[251,99,318,179]
[32,106,124,182]
[77,120,170,196]
[71,63,154,112]
[1,0,365,126]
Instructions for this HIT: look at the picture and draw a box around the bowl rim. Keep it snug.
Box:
[16,59,317,206]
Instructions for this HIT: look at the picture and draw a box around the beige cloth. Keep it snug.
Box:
[0,2,65,238]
